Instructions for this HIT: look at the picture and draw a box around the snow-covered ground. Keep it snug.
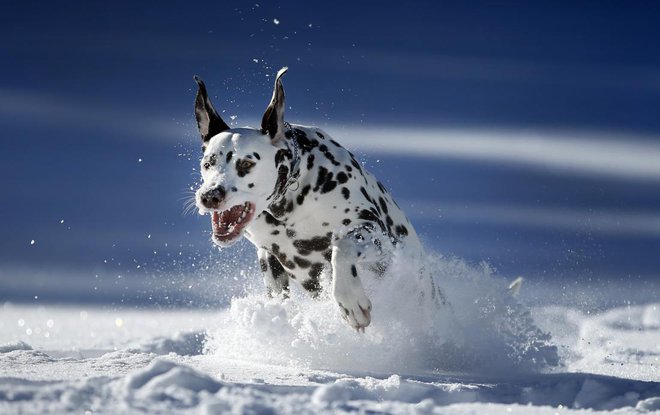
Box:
[1,254,658,414]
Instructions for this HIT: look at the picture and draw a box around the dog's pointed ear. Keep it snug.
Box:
[261,67,288,142]
[193,75,229,143]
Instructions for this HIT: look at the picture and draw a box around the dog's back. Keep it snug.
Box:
[247,124,421,252]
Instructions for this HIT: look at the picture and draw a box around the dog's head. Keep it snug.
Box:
[194,68,290,247]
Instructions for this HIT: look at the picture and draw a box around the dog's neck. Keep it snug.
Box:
[265,125,302,215]
[283,123,302,186]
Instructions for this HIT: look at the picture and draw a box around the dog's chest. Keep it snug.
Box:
[246,213,333,276]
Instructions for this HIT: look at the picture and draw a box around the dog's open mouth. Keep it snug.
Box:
[211,202,255,244]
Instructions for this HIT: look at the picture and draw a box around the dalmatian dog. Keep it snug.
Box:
[193,68,423,331]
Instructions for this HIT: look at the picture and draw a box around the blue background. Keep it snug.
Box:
[1,1,659,307]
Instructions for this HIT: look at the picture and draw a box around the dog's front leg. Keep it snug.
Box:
[257,248,290,298]
[331,227,380,332]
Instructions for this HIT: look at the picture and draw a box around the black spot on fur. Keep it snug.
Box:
[204,154,217,169]
[323,249,332,262]
[293,256,311,268]
[286,228,296,238]
[350,157,361,171]
[337,172,348,184]
[269,196,289,218]
[271,243,295,269]
[267,255,286,279]
[231,186,237,192]
[341,187,350,200]
[259,258,268,272]
[302,277,321,294]
[342,218,351,226]
[271,230,280,235]
[293,236,331,255]
[377,181,387,193]
[358,209,385,232]
[226,151,233,163]
[309,263,324,278]
[303,264,323,295]
[289,129,319,154]
[379,197,389,214]
[321,179,337,194]
[322,222,329,227]
[264,212,282,226]
[395,225,409,237]
[321,148,341,166]
[274,149,292,166]
[351,265,358,278]
[296,185,311,205]
[248,183,254,188]
[306,154,315,170]
[253,152,261,160]
[360,187,373,203]
[314,167,331,192]
[315,131,325,139]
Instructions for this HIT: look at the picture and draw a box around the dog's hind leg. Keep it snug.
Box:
[257,248,290,298]
[331,226,384,331]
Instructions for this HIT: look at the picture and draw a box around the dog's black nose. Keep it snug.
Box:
[200,186,226,209]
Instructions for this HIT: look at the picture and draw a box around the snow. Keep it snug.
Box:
[1,253,658,413]
[205,253,557,374]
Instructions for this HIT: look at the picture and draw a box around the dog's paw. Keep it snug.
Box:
[336,293,372,332]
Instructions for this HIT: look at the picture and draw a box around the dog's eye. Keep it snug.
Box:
[238,159,256,170]
[203,162,211,170]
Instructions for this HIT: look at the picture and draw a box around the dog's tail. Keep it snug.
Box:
[508,276,524,297]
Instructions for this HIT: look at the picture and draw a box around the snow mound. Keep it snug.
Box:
[0,341,32,353]
[206,252,558,374]
[637,397,660,412]
[309,372,660,412]
[310,374,476,407]
[0,341,53,367]
[134,330,206,356]
[122,359,222,410]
